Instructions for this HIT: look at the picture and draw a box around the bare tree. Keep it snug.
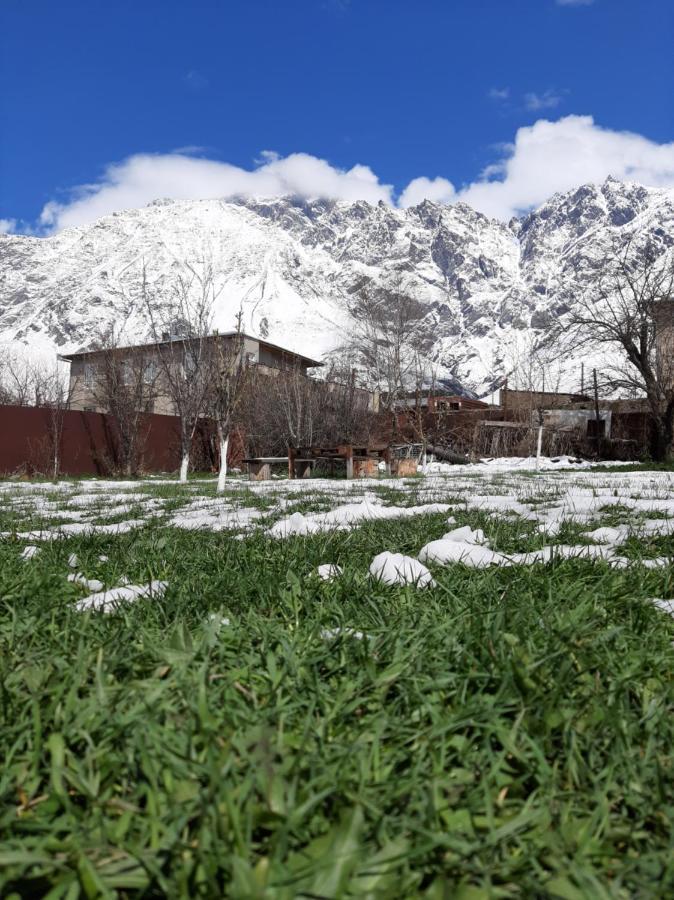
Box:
[271,362,320,449]
[570,236,674,460]
[321,352,374,445]
[502,331,570,464]
[89,327,159,476]
[348,275,433,415]
[240,354,375,458]
[206,312,250,492]
[143,262,216,482]
[0,352,74,476]
[0,348,41,406]
[37,361,74,479]
[238,364,316,456]
[505,331,568,424]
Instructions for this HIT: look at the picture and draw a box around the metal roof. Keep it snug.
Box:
[59,332,324,368]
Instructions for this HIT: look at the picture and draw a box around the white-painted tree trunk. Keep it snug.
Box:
[536,425,543,471]
[179,453,189,483]
[217,435,229,493]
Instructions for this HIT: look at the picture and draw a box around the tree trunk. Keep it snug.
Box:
[179,452,190,483]
[659,404,674,462]
[535,425,543,470]
[649,405,674,462]
[217,433,229,493]
[52,430,60,481]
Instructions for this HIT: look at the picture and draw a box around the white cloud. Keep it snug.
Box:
[0,218,17,234]
[488,87,510,101]
[458,115,674,219]
[39,151,394,231]
[399,176,456,208]
[24,115,674,232]
[524,90,564,111]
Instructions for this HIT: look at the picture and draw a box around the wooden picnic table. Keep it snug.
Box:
[243,444,420,481]
[288,444,391,479]
[242,457,289,481]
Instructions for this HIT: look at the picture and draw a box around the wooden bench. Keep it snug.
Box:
[242,457,289,481]
[288,444,390,479]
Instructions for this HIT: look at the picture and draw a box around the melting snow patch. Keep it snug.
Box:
[269,501,451,538]
[583,526,630,544]
[639,557,672,569]
[317,563,343,581]
[442,525,489,545]
[68,553,78,568]
[419,540,508,568]
[369,552,435,588]
[320,627,367,641]
[270,511,320,538]
[74,580,168,613]
[68,573,104,592]
[20,545,40,560]
[169,505,263,531]
[508,544,619,565]
[649,598,674,616]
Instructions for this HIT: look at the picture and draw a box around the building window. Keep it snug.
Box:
[144,359,158,385]
[182,349,198,380]
[83,363,96,388]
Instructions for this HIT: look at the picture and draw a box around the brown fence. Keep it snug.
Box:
[0,405,219,477]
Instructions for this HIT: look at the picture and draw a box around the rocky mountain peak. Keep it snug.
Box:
[1,179,672,394]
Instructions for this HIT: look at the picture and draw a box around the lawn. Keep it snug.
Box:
[1,462,674,898]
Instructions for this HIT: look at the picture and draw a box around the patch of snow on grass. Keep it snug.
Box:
[317,563,343,581]
[20,545,40,560]
[74,580,168,613]
[269,501,451,538]
[419,540,508,568]
[369,552,435,588]
[649,598,674,616]
[68,573,105,592]
[320,627,367,641]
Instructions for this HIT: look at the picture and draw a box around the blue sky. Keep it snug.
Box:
[1,0,673,233]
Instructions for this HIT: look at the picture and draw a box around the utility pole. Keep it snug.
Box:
[593,368,601,457]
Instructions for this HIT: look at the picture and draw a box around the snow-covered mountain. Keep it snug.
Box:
[1,177,673,394]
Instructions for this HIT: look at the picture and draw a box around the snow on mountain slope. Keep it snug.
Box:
[1,178,673,394]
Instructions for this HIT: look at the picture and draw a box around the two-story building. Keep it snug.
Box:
[61,332,323,414]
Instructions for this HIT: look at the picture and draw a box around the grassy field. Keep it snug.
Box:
[1,466,674,898]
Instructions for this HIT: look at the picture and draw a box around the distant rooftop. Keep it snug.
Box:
[59,331,324,369]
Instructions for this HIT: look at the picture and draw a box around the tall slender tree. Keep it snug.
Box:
[206,310,250,492]
[89,326,159,476]
[143,262,216,482]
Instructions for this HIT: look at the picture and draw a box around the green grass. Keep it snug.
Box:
[1,481,674,897]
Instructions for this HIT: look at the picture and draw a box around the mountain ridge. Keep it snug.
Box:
[1,178,673,394]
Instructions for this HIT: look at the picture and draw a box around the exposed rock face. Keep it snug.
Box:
[1,178,673,394]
